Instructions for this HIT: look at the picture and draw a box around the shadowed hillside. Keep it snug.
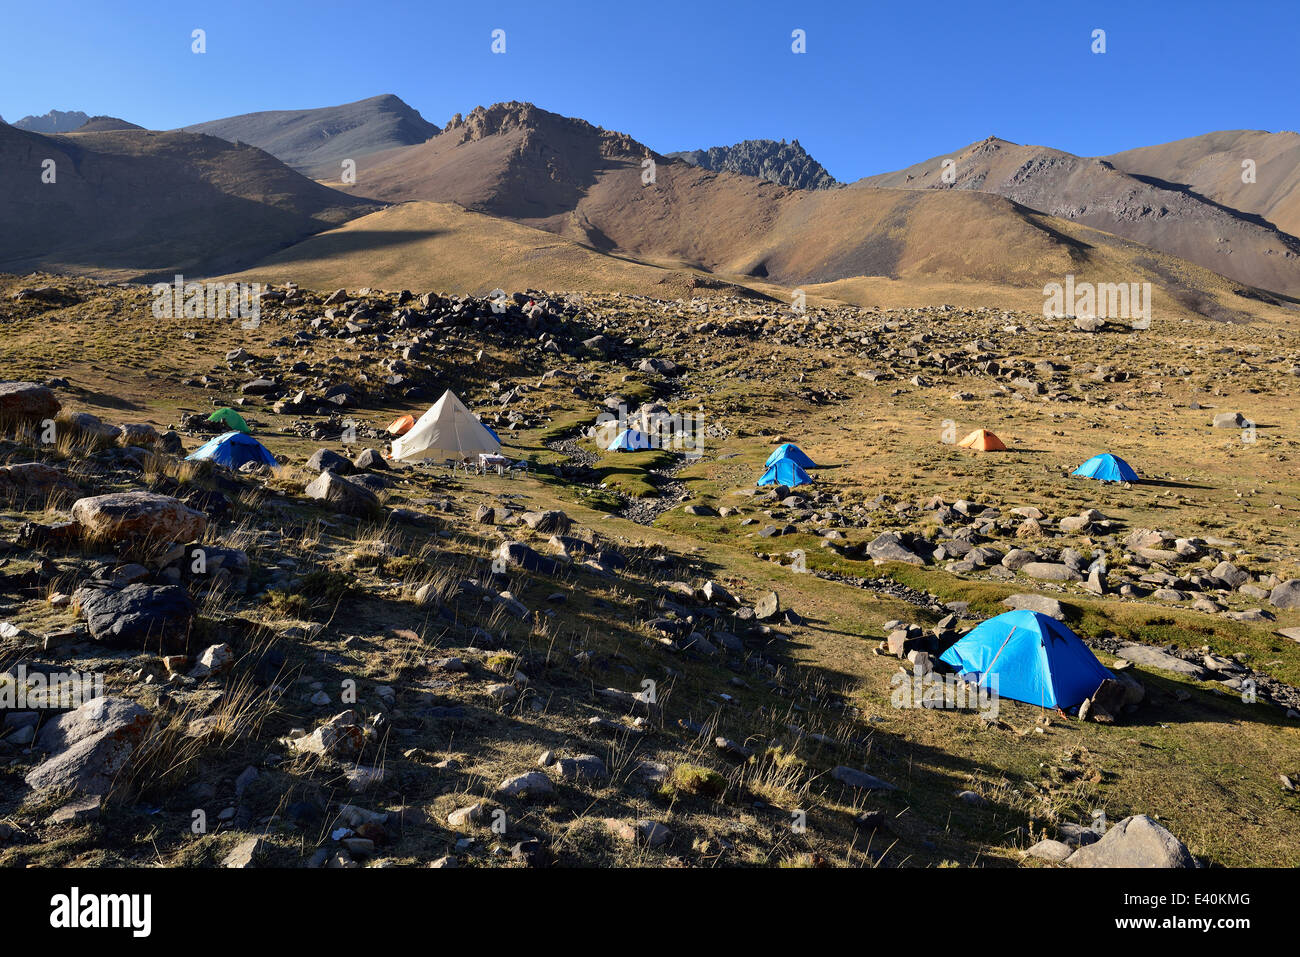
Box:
[0,124,380,280]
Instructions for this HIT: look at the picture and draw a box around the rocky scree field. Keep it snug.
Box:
[0,273,1298,867]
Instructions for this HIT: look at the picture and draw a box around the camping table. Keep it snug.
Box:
[478,453,509,475]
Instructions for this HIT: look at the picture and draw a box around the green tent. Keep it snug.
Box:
[207,407,251,434]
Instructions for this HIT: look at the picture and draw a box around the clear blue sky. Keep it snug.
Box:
[2,0,1295,181]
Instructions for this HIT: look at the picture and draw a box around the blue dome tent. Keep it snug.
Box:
[765,443,817,469]
[607,428,652,452]
[939,609,1112,710]
[757,458,812,487]
[186,431,278,469]
[1072,452,1139,483]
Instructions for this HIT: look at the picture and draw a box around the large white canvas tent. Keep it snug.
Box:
[391,389,502,463]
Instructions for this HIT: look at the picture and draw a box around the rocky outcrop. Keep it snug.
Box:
[668,139,839,190]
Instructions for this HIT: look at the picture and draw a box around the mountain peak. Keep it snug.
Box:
[13,109,91,133]
[182,95,439,176]
[74,115,145,132]
[443,102,652,159]
[667,137,838,189]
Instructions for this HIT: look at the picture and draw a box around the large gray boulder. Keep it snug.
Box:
[1065,815,1196,868]
[24,697,152,796]
[1002,594,1065,620]
[1024,839,1074,863]
[73,582,195,653]
[1114,643,1209,680]
[865,532,925,565]
[306,448,354,474]
[521,510,570,534]
[638,357,680,377]
[1212,411,1247,429]
[352,448,388,471]
[496,771,555,799]
[493,541,558,575]
[831,765,897,791]
[1210,561,1249,589]
[1020,562,1082,582]
[65,411,121,443]
[1269,579,1300,610]
[304,470,380,516]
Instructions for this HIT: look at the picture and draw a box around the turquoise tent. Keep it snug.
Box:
[1072,452,1138,483]
[939,609,1111,710]
[186,431,278,469]
[765,443,817,469]
[757,458,812,487]
[607,428,652,452]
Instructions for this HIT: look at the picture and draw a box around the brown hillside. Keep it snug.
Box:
[221,200,773,300]
[857,137,1300,299]
[0,125,380,281]
[323,103,1288,322]
[1105,129,1300,241]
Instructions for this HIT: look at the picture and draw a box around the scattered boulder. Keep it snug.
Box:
[1269,579,1300,610]
[1212,411,1248,429]
[0,462,70,498]
[71,491,207,545]
[638,357,679,376]
[554,754,609,783]
[604,818,672,848]
[65,411,121,443]
[493,540,558,575]
[1210,561,1249,589]
[865,532,925,565]
[306,448,354,474]
[118,423,160,448]
[521,510,570,534]
[1002,594,1065,620]
[189,642,234,679]
[1019,562,1082,582]
[1065,815,1196,868]
[290,711,364,760]
[73,582,195,653]
[24,697,152,796]
[304,470,381,516]
[0,381,60,422]
[1024,839,1074,863]
[831,765,897,791]
[1114,643,1209,680]
[496,771,555,800]
[223,836,269,868]
[352,448,388,470]
[700,580,736,605]
[754,591,780,621]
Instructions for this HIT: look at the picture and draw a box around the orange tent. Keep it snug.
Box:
[387,414,416,436]
[958,428,1008,452]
